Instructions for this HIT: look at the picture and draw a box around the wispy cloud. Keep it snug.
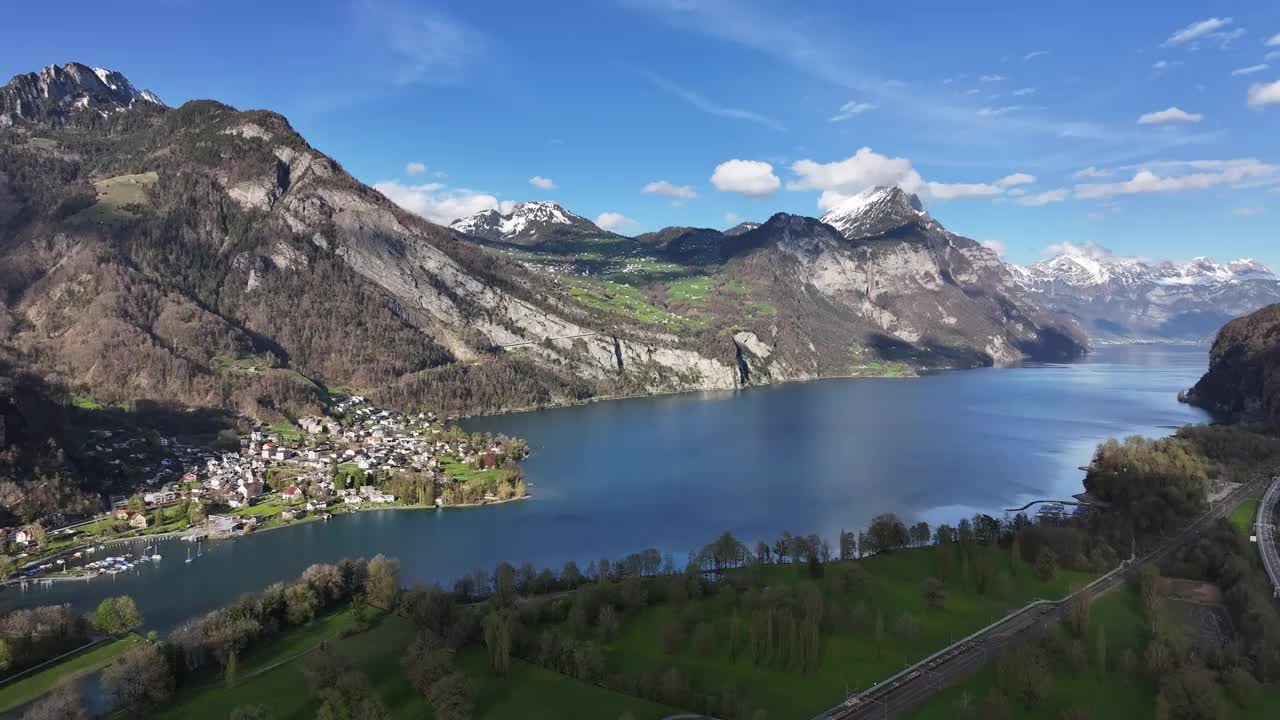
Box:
[596,212,639,231]
[1137,107,1202,125]
[1163,17,1235,47]
[1072,166,1112,179]
[356,0,487,85]
[643,71,785,131]
[979,74,1006,83]
[977,105,1022,117]
[405,161,427,176]
[1016,188,1069,206]
[1074,159,1279,199]
[1232,64,1269,76]
[1012,87,1037,97]
[829,100,877,122]
[642,180,698,204]
[1233,207,1265,217]
[529,176,555,190]
[1023,50,1049,61]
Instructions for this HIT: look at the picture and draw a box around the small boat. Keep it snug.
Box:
[185,548,193,564]
[151,554,161,561]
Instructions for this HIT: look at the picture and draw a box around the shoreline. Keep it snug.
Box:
[459,369,929,419]
[1,495,532,588]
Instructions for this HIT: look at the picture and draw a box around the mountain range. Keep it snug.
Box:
[1011,250,1280,341]
[3,61,1265,432]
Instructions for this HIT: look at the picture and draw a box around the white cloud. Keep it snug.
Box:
[642,180,698,203]
[980,74,1006,83]
[1023,51,1049,61]
[1007,188,1028,197]
[981,240,1008,257]
[1074,159,1280,199]
[963,88,981,95]
[595,212,638,231]
[1073,166,1112,179]
[1042,241,1113,259]
[1232,64,1269,76]
[711,160,781,197]
[1267,51,1280,62]
[1164,17,1233,47]
[1016,188,1070,206]
[374,180,513,225]
[1137,107,1202,124]
[1269,33,1280,47]
[1152,59,1178,70]
[1233,207,1265,217]
[405,161,427,176]
[829,100,877,122]
[977,105,1022,117]
[528,176,556,190]
[644,72,785,131]
[788,146,1032,206]
[724,211,741,226]
[996,173,1036,187]
[1012,87,1036,97]
[1248,80,1280,107]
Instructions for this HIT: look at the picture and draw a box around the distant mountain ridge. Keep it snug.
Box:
[0,61,163,126]
[1010,249,1280,340]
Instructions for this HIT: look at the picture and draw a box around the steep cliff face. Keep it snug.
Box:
[722,190,1086,367]
[1185,304,1280,427]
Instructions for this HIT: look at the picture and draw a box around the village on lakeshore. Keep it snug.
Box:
[1,396,528,581]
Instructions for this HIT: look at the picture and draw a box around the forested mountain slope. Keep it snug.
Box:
[1185,303,1280,427]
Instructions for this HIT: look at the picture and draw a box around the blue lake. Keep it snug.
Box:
[0,344,1210,633]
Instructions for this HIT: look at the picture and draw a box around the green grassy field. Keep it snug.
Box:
[72,172,157,226]
[566,546,1092,719]
[0,635,142,712]
[269,420,304,442]
[905,586,1279,720]
[1229,491,1261,534]
[155,611,674,720]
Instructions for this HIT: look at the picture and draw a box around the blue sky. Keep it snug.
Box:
[3,0,1278,266]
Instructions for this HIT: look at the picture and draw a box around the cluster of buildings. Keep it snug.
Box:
[3,397,521,560]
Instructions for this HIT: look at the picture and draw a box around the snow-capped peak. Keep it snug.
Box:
[450,201,604,246]
[819,185,931,240]
[91,66,164,106]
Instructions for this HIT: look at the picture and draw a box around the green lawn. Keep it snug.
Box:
[441,460,511,493]
[570,546,1092,719]
[905,585,1280,720]
[156,611,674,720]
[269,420,304,442]
[0,635,143,712]
[1230,491,1261,534]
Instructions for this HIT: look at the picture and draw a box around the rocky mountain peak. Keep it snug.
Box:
[450,200,606,247]
[819,185,931,240]
[724,221,761,237]
[0,62,164,126]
